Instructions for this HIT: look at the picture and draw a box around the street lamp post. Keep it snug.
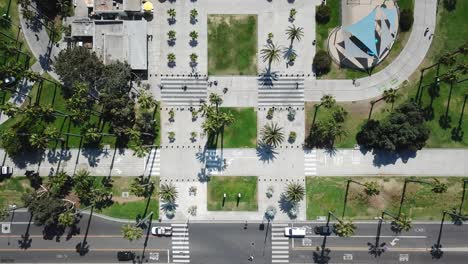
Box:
[431,210,465,259]
[368,211,400,257]
[2,0,12,21]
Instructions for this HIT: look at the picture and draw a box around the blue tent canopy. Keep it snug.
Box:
[381,7,397,33]
[344,9,378,56]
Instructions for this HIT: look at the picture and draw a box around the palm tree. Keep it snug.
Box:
[286,24,304,47]
[190,9,198,20]
[363,181,380,196]
[167,53,176,63]
[167,30,176,40]
[285,182,305,203]
[167,8,176,18]
[138,90,156,109]
[1,102,20,117]
[58,212,75,227]
[189,31,198,41]
[260,123,284,147]
[159,183,178,203]
[333,220,356,237]
[83,127,101,142]
[29,133,48,150]
[209,93,223,109]
[190,53,198,63]
[390,213,412,233]
[121,224,143,242]
[440,70,459,128]
[438,52,457,66]
[44,126,62,142]
[320,94,336,109]
[132,143,149,158]
[260,43,282,72]
[383,88,399,110]
[130,178,147,197]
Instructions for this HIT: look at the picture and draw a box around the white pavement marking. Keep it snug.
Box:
[272,224,290,263]
[272,251,289,254]
[171,224,190,263]
[272,246,289,250]
[147,148,161,176]
[305,149,317,176]
[272,260,289,263]
[272,241,289,245]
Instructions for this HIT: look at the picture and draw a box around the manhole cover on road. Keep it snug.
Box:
[149,252,159,261]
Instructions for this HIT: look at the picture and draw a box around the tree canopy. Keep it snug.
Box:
[356,102,430,152]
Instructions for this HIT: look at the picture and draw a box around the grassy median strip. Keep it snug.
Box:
[208,176,258,211]
[306,176,468,221]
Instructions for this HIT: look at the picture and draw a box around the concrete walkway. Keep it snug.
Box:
[305,0,437,102]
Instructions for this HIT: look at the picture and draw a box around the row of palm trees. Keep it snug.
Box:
[261,24,304,72]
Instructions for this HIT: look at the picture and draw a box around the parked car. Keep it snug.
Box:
[117,251,135,261]
[314,225,332,236]
[151,226,173,236]
[1,166,13,176]
[284,227,306,237]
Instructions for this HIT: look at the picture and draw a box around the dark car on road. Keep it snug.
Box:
[117,251,135,261]
[314,225,332,236]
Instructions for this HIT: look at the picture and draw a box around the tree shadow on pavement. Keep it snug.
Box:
[256,143,278,163]
[365,148,417,167]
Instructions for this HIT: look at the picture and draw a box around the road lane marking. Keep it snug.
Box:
[272,260,288,263]
[306,235,427,238]
[173,260,190,263]
[272,246,289,250]
[172,241,189,245]
[272,241,289,245]
[172,246,189,250]
[272,251,289,254]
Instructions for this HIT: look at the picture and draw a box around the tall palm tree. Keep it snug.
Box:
[121,224,143,242]
[1,102,20,117]
[58,212,75,227]
[286,24,304,47]
[83,127,101,142]
[432,179,448,193]
[383,88,399,110]
[285,182,305,203]
[209,93,223,109]
[29,133,48,150]
[391,213,412,233]
[261,43,282,72]
[440,70,459,127]
[438,52,457,66]
[159,183,178,203]
[333,220,356,237]
[138,90,157,110]
[320,94,336,109]
[132,143,149,158]
[260,122,284,147]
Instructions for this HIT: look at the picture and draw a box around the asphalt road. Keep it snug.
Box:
[2,213,468,263]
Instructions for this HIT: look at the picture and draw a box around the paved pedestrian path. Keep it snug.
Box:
[258,76,305,107]
[160,76,208,106]
[271,223,290,263]
[146,148,161,177]
[171,223,191,263]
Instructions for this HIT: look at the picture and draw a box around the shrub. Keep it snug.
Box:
[316,4,331,24]
[443,0,457,11]
[399,9,413,32]
[313,50,332,75]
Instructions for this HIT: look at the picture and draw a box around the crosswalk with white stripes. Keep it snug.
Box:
[161,77,207,106]
[271,223,290,263]
[258,76,304,107]
[171,223,190,263]
[147,148,160,176]
[304,149,317,176]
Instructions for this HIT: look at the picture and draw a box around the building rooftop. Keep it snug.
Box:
[93,0,142,13]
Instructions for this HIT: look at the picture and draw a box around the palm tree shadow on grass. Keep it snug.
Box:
[256,143,278,163]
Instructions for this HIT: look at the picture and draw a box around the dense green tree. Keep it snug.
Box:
[54,47,103,94]
[399,9,413,32]
[316,4,331,24]
[307,120,346,149]
[313,50,331,75]
[356,102,429,152]
[22,192,67,226]
[58,211,75,227]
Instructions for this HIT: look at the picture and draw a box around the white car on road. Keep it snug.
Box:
[151,226,173,236]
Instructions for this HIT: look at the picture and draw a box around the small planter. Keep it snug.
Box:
[289,8,297,22]
[287,108,296,121]
[266,107,274,119]
[188,205,197,216]
[168,131,175,143]
[267,32,274,43]
[190,131,197,142]
[288,131,296,143]
[266,186,274,198]
[191,110,198,121]
[168,109,175,122]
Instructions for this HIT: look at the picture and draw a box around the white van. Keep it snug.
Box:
[284,227,306,237]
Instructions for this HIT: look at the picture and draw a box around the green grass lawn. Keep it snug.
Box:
[0,177,32,208]
[210,108,257,148]
[321,1,468,148]
[306,176,468,221]
[208,15,258,75]
[318,0,414,80]
[0,0,36,67]
[207,176,258,211]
